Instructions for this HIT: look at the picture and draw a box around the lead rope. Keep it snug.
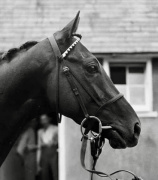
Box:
[80,118,143,180]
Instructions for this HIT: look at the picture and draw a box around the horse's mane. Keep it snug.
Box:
[1,41,38,62]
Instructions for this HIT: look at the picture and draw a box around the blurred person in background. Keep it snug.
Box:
[16,118,38,180]
[37,114,58,180]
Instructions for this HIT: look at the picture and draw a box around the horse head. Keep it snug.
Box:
[46,12,141,149]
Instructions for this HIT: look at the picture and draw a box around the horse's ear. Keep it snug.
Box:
[56,11,80,41]
[69,11,80,37]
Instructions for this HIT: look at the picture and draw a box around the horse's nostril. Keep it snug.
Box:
[134,123,141,138]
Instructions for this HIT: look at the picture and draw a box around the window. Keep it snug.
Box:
[109,61,152,112]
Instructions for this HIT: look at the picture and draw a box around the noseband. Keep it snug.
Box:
[48,35,142,180]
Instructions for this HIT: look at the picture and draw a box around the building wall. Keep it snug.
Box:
[1,0,158,52]
[152,58,158,111]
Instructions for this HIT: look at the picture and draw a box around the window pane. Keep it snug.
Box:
[116,85,127,98]
[128,66,145,84]
[110,67,126,84]
[129,86,145,105]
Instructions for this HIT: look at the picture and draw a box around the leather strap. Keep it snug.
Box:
[80,136,142,180]
[48,35,62,123]
[48,35,61,58]
[95,93,123,116]
[80,136,113,180]
[63,65,89,119]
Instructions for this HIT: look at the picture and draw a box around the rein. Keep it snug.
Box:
[48,35,143,180]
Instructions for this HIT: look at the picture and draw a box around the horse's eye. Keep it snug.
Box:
[86,65,98,74]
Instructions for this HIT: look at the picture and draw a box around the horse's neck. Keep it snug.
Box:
[0,39,56,166]
[0,39,53,110]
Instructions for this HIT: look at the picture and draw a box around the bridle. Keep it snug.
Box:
[48,34,143,180]
[48,34,123,122]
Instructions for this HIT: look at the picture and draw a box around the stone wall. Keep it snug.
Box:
[1,0,158,52]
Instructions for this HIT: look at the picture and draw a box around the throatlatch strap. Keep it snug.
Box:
[48,35,62,123]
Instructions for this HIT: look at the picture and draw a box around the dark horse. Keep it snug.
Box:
[0,12,141,166]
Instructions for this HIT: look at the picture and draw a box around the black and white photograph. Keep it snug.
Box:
[0,0,158,180]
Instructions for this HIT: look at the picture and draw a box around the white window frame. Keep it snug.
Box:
[102,57,154,114]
